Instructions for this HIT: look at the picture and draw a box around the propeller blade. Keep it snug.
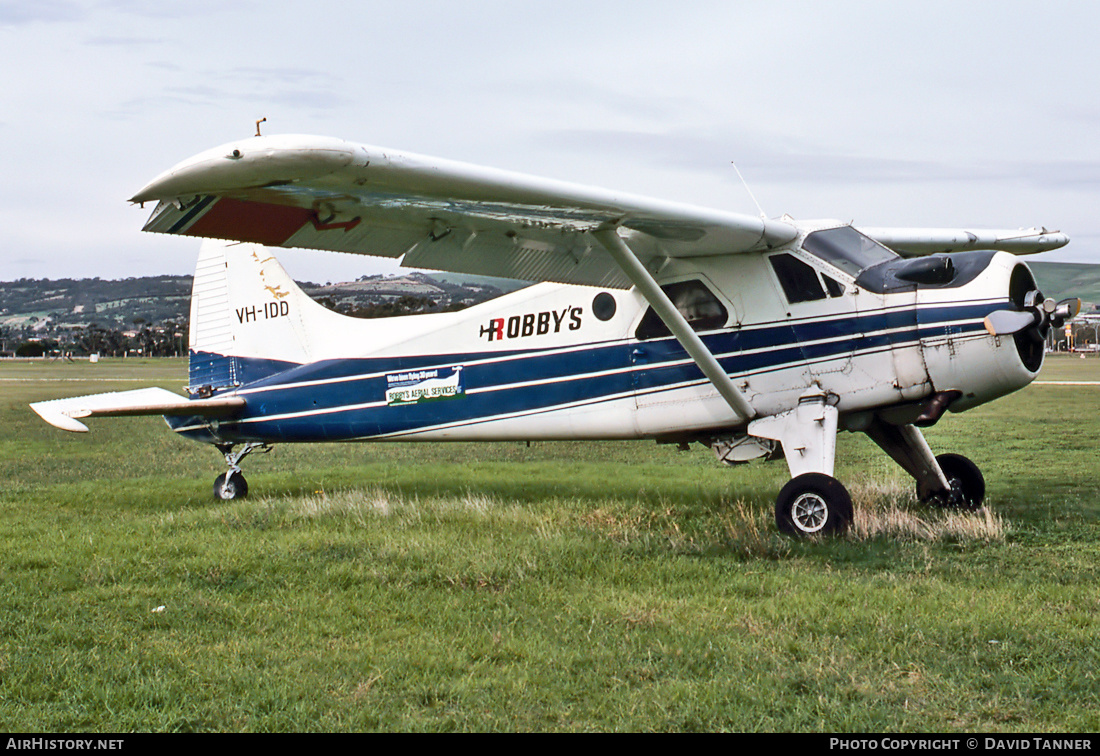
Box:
[984,309,1037,336]
[1051,297,1082,328]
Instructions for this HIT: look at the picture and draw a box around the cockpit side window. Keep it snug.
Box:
[823,275,846,297]
[801,226,898,277]
[769,253,827,303]
[635,279,729,340]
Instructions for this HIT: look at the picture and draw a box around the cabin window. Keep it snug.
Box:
[801,225,897,277]
[769,253,827,303]
[635,280,728,340]
[823,275,846,297]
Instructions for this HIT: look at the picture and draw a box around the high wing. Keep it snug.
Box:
[130,133,1069,286]
[858,226,1069,257]
[30,388,244,433]
[130,135,801,289]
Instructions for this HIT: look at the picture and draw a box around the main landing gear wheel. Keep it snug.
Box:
[214,471,248,501]
[775,473,853,537]
[918,453,985,511]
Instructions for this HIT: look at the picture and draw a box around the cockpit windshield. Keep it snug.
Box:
[801,226,898,278]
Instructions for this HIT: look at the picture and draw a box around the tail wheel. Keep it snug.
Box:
[214,471,248,501]
[775,473,852,537]
[919,453,985,511]
[212,442,267,501]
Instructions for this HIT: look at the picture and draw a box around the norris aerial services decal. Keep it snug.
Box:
[385,366,465,407]
[479,306,582,342]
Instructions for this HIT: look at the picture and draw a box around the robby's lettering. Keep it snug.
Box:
[480,307,583,342]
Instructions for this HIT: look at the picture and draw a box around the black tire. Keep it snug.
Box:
[919,453,985,510]
[775,473,853,537]
[214,471,248,500]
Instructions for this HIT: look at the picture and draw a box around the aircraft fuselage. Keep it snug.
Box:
[168,231,1040,452]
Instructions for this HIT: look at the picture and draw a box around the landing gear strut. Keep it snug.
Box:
[213,442,269,500]
[747,384,990,535]
[863,419,986,511]
[748,387,854,537]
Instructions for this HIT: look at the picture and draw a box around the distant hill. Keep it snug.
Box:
[0,276,192,330]
[1029,262,1100,309]
[0,271,529,335]
[301,272,528,319]
[2,259,1094,336]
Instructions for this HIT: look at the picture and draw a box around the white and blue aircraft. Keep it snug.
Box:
[31,134,1079,536]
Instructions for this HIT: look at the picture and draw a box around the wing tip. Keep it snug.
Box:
[29,402,90,433]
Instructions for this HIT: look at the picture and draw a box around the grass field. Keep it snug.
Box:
[2,354,1099,732]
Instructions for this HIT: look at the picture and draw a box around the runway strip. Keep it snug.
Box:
[1033,381,1100,385]
[0,378,179,382]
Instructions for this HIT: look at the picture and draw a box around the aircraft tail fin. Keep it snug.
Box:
[188,240,349,393]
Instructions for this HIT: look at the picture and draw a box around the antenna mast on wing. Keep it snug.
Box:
[732,161,767,220]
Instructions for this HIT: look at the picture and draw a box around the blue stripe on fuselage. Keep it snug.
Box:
[183,301,998,442]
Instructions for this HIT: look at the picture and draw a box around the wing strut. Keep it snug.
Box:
[592,228,756,423]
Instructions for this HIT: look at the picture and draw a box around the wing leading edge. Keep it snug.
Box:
[131,134,1069,286]
[131,135,799,289]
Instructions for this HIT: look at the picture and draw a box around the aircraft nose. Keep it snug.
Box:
[981,261,1080,374]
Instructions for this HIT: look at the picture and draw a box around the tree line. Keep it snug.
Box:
[4,320,188,358]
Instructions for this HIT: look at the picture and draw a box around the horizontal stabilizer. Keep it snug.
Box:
[30,387,245,433]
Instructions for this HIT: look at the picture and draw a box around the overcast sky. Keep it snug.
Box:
[2,0,1096,284]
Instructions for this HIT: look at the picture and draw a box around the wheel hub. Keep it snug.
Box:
[791,492,828,533]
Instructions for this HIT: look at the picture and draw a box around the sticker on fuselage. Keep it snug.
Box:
[479,307,582,342]
[385,366,465,406]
